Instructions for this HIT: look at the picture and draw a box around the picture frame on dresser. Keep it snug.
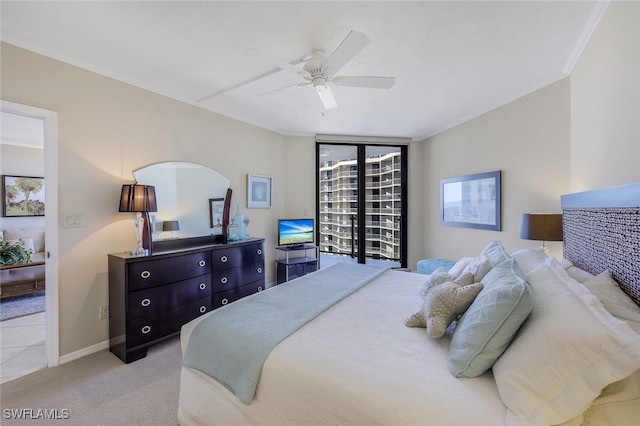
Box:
[209,197,225,229]
[2,175,45,217]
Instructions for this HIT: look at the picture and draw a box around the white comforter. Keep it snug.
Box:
[178,269,507,425]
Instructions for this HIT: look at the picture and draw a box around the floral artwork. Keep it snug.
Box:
[2,175,45,217]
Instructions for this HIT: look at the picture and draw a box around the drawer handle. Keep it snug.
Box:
[257,267,263,274]
[141,298,151,307]
[141,325,151,334]
[222,298,229,305]
[199,306,207,314]
[198,260,206,267]
[257,249,262,255]
[220,277,228,284]
[258,286,263,292]
[199,282,206,290]
[220,255,228,263]
[140,270,151,279]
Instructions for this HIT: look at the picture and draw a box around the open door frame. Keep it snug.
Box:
[2,100,59,367]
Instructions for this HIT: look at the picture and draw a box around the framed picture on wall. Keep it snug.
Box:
[2,175,45,217]
[440,170,501,231]
[247,174,272,208]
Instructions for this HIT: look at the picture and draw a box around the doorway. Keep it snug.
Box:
[1,101,59,382]
[316,142,408,268]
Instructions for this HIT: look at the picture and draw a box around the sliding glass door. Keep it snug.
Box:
[317,143,407,268]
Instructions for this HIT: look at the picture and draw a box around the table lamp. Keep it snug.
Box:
[162,220,180,238]
[119,184,157,256]
[520,213,563,253]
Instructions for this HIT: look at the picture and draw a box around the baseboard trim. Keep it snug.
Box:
[58,339,109,365]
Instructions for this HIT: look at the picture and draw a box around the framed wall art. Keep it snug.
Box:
[440,170,501,231]
[247,174,272,208]
[2,175,45,217]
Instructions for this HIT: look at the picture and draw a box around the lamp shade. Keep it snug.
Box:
[162,220,180,232]
[118,184,157,213]
[520,213,563,241]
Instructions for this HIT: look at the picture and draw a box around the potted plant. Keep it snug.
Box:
[0,239,33,266]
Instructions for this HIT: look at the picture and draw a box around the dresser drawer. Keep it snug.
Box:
[211,243,264,270]
[212,280,264,309]
[211,261,264,292]
[126,297,210,348]
[127,274,211,319]
[128,251,211,291]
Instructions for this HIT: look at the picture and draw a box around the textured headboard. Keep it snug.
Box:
[561,182,640,307]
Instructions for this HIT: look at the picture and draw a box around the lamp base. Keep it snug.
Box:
[130,248,149,256]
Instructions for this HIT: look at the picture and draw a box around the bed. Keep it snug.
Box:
[178,182,640,426]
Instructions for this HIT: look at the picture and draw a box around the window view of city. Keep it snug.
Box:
[318,148,403,263]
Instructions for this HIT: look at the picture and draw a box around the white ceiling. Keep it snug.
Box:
[0,1,607,141]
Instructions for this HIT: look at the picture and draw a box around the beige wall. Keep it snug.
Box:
[419,79,571,262]
[1,43,286,357]
[570,0,640,191]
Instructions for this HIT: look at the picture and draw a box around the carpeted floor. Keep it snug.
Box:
[0,336,182,425]
[0,291,46,321]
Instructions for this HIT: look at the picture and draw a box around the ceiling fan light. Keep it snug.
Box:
[316,85,337,109]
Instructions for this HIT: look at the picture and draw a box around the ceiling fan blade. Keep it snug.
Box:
[322,31,370,75]
[257,81,309,97]
[246,48,310,78]
[315,85,337,109]
[197,68,282,103]
[332,76,396,89]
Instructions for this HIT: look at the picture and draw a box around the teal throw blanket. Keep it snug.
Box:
[182,262,388,404]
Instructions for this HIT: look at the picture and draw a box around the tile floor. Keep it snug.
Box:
[0,312,46,383]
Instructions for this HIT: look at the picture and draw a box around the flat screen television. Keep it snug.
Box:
[278,218,314,247]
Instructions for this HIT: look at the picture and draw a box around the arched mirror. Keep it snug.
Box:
[133,162,230,244]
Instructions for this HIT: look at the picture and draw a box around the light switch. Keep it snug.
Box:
[63,213,83,228]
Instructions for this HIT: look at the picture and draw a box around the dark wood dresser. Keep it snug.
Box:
[108,238,265,363]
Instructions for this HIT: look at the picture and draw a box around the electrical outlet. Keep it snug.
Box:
[99,305,109,320]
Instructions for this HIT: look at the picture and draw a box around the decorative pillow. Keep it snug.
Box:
[406,273,482,338]
[460,253,493,282]
[3,227,44,252]
[581,271,640,334]
[445,256,473,280]
[481,239,510,266]
[7,238,35,253]
[494,249,640,426]
[448,257,533,378]
[417,267,452,299]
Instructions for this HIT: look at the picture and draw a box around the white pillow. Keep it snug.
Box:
[447,256,473,279]
[7,237,35,253]
[559,259,596,283]
[461,253,492,282]
[3,227,44,252]
[494,249,640,425]
[581,271,640,335]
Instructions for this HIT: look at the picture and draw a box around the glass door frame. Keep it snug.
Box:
[315,142,408,268]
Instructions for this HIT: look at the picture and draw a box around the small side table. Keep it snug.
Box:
[275,245,319,284]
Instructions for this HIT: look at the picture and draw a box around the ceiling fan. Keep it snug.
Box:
[246,30,396,110]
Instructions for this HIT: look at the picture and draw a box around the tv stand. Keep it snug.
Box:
[276,245,319,284]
